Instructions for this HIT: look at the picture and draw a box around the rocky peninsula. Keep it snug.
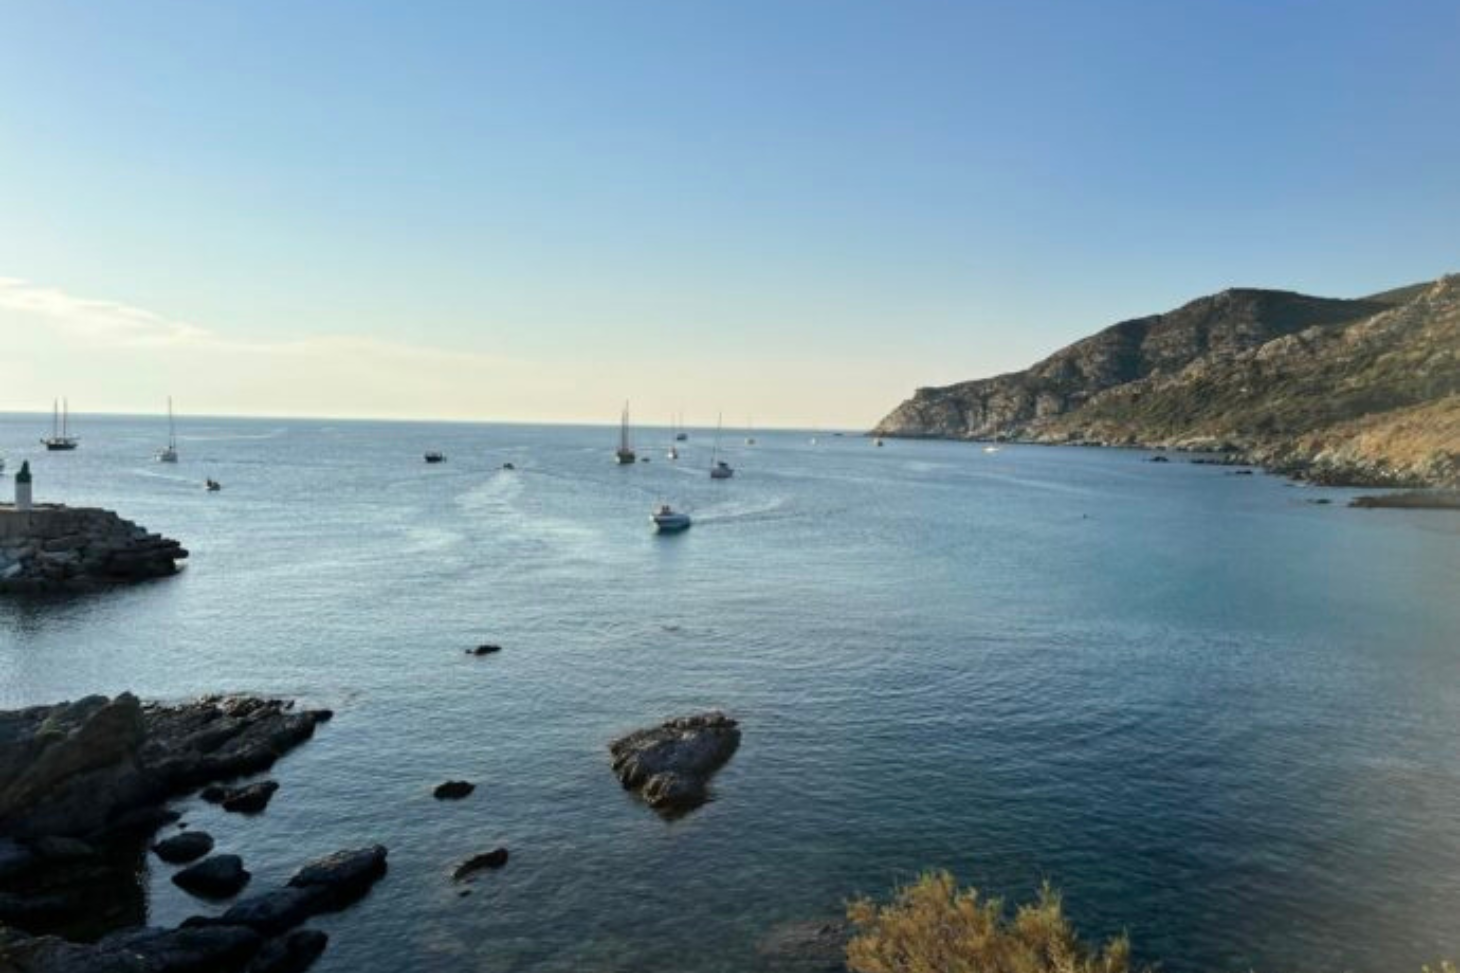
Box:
[0,694,386,973]
[872,275,1460,488]
[0,506,188,594]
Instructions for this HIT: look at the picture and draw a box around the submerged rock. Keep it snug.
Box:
[608,711,741,814]
[466,643,501,656]
[756,920,851,972]
[173,854,251,899]
[452,848,508,881]
[154,830,215,864]
[245,928,329,973]
[433,780,475,800]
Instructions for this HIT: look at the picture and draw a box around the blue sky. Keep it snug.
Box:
[1,0,1456,425]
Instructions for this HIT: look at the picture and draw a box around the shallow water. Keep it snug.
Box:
[2,414,1458,972]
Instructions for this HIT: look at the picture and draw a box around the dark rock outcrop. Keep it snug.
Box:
[245,929,329,973]
[466,644,501,656]
[609,711,741,814]
[153,831,214,864]
[220,781,279,814]
[0,506,189,594]
[433,780,475,800]
[173,854,251,899]
[1350,490,1460,510]
[452,848,508,881]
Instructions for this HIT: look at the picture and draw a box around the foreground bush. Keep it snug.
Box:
[845,871,1134,973]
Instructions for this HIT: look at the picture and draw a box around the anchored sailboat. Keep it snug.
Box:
[615,402,636,465]
[667,415,680,460]
[157,397,179,463]
[710,413,734,479]
[41,399,79,451]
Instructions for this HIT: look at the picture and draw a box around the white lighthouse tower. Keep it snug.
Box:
[15,460,32,510]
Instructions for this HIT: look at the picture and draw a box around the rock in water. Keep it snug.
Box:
[173,854,251,899]
[222,780,280,813]
[467,643,501,656]
[452,848,509,881]
[154,830,215,864]
[608,711,741,814]
[433,780,475,800]
[244,928,328,973]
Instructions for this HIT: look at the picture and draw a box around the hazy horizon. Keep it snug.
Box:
[4,1,1457,426]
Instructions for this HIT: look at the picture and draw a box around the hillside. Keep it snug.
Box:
[872,275,1460,487]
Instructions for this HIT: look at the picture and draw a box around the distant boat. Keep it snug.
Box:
[745,417,756,446]
[41,399,79,451]
[205,478,222,492]
[424,451,446,463]
[0,455,6,475]
[157,397,179,463]
[501,462,516,471]
[710,414,734,479]
[874,438,884,448]
[675,410,688,441]
[616,401,636,465]
[983,445,1001,454]
[667,414,680,459]
[650,503,692,532]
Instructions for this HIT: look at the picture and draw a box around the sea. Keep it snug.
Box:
[1,414,1458,973]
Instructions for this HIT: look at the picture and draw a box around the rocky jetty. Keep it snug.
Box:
[609,712,741,814]
[872,275,1460,488]
[1349,490,1460,510]
[0,506,188,594]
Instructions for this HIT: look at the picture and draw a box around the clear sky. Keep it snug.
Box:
[2,0,1456,427]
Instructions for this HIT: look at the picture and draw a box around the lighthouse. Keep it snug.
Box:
[15,460,32,510]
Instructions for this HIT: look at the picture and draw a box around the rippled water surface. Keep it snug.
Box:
[2,415,1458,972]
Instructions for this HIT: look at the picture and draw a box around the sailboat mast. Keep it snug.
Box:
[168,397,176,448]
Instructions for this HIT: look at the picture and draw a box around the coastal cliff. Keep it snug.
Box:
[0,506,188,593]
[872,275,1460,487]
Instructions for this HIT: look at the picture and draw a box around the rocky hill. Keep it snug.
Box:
[872,275,1460,487]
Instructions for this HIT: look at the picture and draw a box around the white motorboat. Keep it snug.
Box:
[157,397,179,463]
[651,503,692,532]
[709,414,734,479]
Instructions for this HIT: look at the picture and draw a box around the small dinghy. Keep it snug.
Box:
[424,451,446,463]
[651,504,692,533]
[205,478,222,492]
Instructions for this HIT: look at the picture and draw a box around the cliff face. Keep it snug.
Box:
[872,276,1460,487]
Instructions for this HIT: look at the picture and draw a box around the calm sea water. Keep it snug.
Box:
[2,414,1458,973]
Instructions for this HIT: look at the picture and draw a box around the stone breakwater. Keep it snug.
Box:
[0,505,188,594]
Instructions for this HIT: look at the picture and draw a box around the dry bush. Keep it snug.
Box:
[845,871,1133,973]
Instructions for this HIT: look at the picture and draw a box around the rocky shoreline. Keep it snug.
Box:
[0,694,387,973]
[0,506,188,594]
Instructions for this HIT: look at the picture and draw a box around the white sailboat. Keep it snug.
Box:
[744,417,756,446]
[667,415,680,460]
[157,397,179,463]
[41,398,79,451]
[615,401,636,465]
[710,414,734,479]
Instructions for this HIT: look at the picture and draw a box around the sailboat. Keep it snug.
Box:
[674,411,688,442]
[41,399,79,451]
[744,417,756,446]
[667,415,680,460]
[615,402,636,465]
[157,397,179,463]
[710,414,734,479]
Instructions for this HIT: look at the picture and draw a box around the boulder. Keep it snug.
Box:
[154,830,215,864]
[245,928,329,973]
[433,780,475,800]
[609,711,741,814]
[452,848,508,881]
[173,854,251,899]
[466,644,501,656]
[221,781,279,814]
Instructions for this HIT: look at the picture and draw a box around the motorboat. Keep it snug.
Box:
[651,504,692,532]
[42,399,79,451]
[710,460,734,480]
[616,402,636,465]
[983,444,1001,454]
[205,478,222,492]
[424,451,446,463]
[157,397,179,463]
[874,438,884,447]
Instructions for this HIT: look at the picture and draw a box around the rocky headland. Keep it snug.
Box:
[0,506,188,594]
[609,712,741,815]
[872,275,1460,488]
[0,694,386,973]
